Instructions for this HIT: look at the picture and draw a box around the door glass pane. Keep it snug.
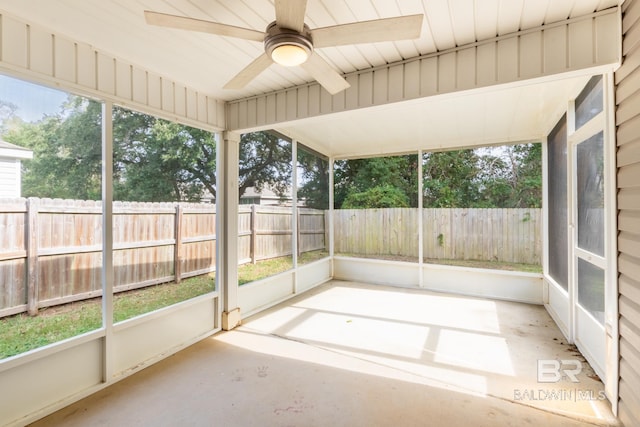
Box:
[575,75,603,130]
[577,258,605,324]
[576,132,604,256]
[547,115,568,290]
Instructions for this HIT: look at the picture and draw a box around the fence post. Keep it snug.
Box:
[250,204,257,264]
[174,205,183,284]
[26,198,39,316]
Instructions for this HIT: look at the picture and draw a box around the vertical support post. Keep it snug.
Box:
[291,140,298,294]
[329,157,335,277]
[418,150,424,287]
[292,140,298,267]
[250,204,257,264]
[219,131,241,330]
[101,101,114,382]
[26,197,39,316]
[174,205,183,284]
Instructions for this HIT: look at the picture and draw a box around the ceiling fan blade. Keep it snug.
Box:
[311,14,424,48]
[300,53,350,95]
[275,0,308,32]
[144,11,264,42]
[224,53,273,90]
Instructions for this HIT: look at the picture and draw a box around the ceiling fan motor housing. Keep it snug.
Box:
[264,22,313,65]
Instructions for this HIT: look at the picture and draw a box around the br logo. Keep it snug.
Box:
[537,359,582,383]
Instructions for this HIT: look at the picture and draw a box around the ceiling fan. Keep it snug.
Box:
[144,0,423,95]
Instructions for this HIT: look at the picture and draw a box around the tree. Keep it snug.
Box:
[334,155,418,208]
[239,132,292,200]
[342,185,409,208]
[4,97,102,200]
[297,146,329,209]
[3,94,294,203]
[422,149,483,207]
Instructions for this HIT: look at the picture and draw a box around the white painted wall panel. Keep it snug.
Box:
[54,37,76,83]
[546,280,570,337]
[404,60,420,99]
[247,98,257,128]
[96,53,115,95]
[147,72,162,110]
[388,64,404,102]
[476,42,497,86]
[161,78,174,113]
[132,67,147,105]
[115,61,131,100]
[174,84,186,117]
[345,75,358,110]
[112,297,216,375]
[186,88,197,121]
[333,257,420,287]
[497,37,519,82]
[457,47,476,90]
[0,339,102,426]
[423,264,543,304]
[297,258,331,293]
[296,88,308,119]
[569,19,595,68]
[438,52,456,93]
[1,16,27,68]
[29,27,52,76]
[520,32,543,78]
[373,68,388,105]
[286,89,297,121]
[76,43,96,89]
[238,272,294,316]
[597,11,622,64]
[308,85,321,116]
[420,56,438,96]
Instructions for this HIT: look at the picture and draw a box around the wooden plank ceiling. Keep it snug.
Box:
[0,0,619,101]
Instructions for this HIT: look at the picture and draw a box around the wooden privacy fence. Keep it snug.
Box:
[238,205,326,264]
[333,208,541,264]
[0,199,326,318]
[0,198,216,317]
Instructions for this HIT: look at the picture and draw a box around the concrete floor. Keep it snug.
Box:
[31,281,618,427]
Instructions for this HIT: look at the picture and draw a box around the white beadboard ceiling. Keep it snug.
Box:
[0,0,620,155]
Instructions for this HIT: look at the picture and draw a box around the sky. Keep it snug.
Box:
[0,74,68,122]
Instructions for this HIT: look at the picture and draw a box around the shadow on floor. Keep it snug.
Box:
[30,280,618,427]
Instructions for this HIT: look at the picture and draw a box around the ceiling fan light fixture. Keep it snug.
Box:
[264,22,313,67]
[271,43,309,66]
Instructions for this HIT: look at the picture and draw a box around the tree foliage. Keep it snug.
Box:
[2,95,292,202]
[342,185,409,209]
[334,155,419,208]
[2,91,541,208]
[297,146,330,209]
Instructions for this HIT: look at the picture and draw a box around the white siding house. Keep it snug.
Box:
[0,139,32,198]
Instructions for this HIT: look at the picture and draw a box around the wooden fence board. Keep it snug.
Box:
[1,200,539,317]
[0,200,326,317]
[336,208,541,264]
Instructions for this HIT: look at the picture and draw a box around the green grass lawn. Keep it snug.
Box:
[5,251,537,360]
[0,252,332,359]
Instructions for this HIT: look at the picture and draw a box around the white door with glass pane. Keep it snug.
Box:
[567,74,616,390]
